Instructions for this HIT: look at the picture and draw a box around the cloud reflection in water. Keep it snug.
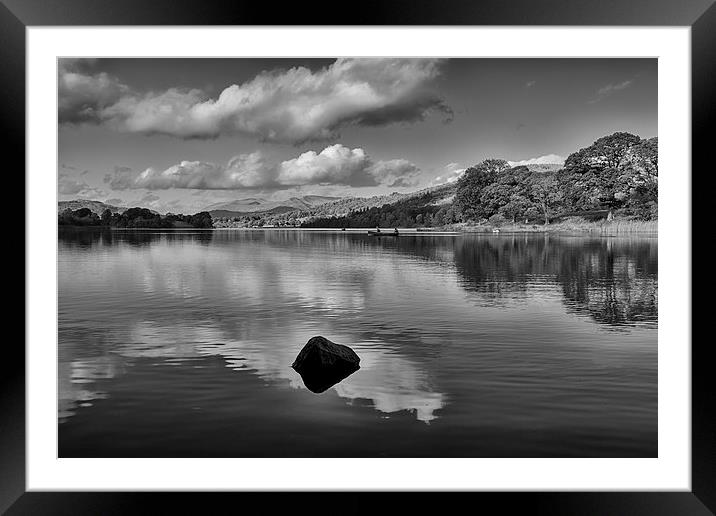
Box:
[60,321,446,424]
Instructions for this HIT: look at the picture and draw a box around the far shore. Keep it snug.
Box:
[217,218,658,235]
[61,218,657,236]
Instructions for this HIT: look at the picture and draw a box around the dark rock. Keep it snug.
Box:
[291,336,360,393]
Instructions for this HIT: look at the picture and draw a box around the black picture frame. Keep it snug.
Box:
[5,0,712,513]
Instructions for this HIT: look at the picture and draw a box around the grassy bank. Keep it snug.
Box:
[451,217,657,235]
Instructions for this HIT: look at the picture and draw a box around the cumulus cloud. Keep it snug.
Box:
[507,154,565,166]
[129,152,273,190]
[588,80,633,104]
[277,145,421,188]
[278,146,367,186]
[104,144,421,191]
[59,58,451,143]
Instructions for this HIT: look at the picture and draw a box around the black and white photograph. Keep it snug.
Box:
[55,56,660,459]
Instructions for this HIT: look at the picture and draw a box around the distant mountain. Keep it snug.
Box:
[215,182,457,227]
[207,195,341,218]
[204,197,264,212]
[58,200,126,215]
[293,182,456,220]
[209,206,297,219]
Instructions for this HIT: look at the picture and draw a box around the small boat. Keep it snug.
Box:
[368,230,399,237]
[492,228,500,234]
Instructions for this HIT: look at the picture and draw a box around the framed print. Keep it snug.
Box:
[6,0,713,513]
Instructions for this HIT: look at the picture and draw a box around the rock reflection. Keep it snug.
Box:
[294,365,359,394]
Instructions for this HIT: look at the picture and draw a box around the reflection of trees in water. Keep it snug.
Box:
[555,239,657,327]
[58,227,113,248]
[59,227,214,249]
[453,235,657,328]
[453,235,548,300]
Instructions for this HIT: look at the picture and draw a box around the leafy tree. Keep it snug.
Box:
[58,207,101,226]
[454,159,510,221]
[527,173,562,224]
[101,209,113,226]
[480,166,531,219]
[560,133,657,218]
[619,137,658,218]
[564,132,642,173]
[189,211,213,228]
[499,194,532,223]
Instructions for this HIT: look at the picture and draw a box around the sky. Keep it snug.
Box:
[58,58,657,214]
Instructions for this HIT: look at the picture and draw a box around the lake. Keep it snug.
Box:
[58,228,657,457]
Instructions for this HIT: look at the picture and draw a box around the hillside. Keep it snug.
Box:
[58,200,125,215]
[291,182,456,219]
[212,182,457,228]
[301,183,458,229]
[206,195,340,217]
[209,205,297,219]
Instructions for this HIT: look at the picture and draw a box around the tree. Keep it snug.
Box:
[57,207,101,226]
[58,208,74,225]
[189,211,213,228]
[454,159,510,221]
[101,209,113,226]
[560,133,657,219]
[74,208,93,218]
[499,194,532,223]
[527,173,562,224]
[619,137,658,218]
[564,132,642,173]
[479,166,531,219]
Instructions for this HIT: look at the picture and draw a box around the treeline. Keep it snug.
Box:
[213,212,301,228]
[58,207,213,228]
[301,132,657,229]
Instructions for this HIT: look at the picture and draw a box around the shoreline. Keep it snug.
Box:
[61,224,658,236]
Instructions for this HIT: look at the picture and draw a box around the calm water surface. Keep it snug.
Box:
[58,229,657,457]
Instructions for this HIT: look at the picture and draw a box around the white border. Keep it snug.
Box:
[27,27,691,491]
